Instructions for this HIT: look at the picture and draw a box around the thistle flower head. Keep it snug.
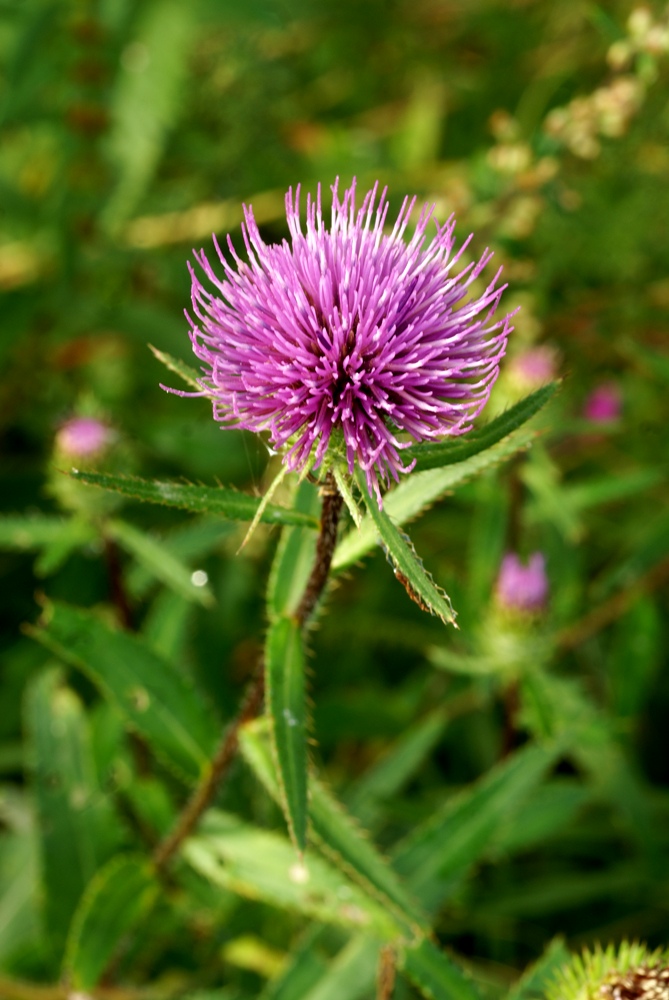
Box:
[583,382,622,423]
[495,551,548,612]
[179,178,513,503]
[56,416,113,458]
[546,942,669,1000]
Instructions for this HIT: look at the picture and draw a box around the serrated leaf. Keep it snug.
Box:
[393,742,560,910]
[404,382,558,471]
[267,481,321,620]
[355,470,456,625]
[106,518,214,607]
[333,426,536,571]
[25,668,122,961]
[149,344,203,391]
[28,602,219,784]
[70,471,319,528]
[239,721,429,935]
[265,618,308,853]
[184,811,400,938]
[64,855,158,990]
[400,938,481,1000]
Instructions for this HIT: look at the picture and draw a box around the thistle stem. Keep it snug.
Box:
[152,471,343,873]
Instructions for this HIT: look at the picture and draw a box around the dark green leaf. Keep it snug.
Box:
[28,602,219,783]
[70,471,319,528]
[265,617,308,853]
[64,855,158,990]
[267,481,320,620]
[400,938,481,1000]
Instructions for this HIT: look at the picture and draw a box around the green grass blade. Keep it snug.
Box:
[106,518,214,607]
[265,617,308,854]
[404,382,559,471]
[28,601,219,784]
[300,936,381,1000]
[393,743,560,909]
[24,668,123,962]
[400,938,481,1000]
[506,937,571,1000]
[70,471,319,528]
[64,855,158,991]
[355,470,456,625]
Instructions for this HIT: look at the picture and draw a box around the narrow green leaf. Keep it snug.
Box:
[506,937,570,1000]
[404,382,559,471]
[267,480,321,620]
[64,855,158,990]
[265,617,308,853]
[70,471,319,528]
[106,518,214,607]
[239,721,429,935]
[345,709,448,827]
[393,742,560,909]
[25,668,122,960]
[28,602,219,783]
[355,470,456,625]
[0,515,94,552]
[333,427,536,571]
[400,938,481,1000]
[127,517,234,600]
[184,811,400,938]
[260,927,328,1000]
[149,344,202,391]
[300,936,380,1000]
[0,831,39,963]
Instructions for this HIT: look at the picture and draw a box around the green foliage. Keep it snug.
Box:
[2,0,669,998]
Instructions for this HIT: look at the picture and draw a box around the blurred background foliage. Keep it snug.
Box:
[2,0,669,998]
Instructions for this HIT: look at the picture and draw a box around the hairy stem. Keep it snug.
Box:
[152,471,343,873]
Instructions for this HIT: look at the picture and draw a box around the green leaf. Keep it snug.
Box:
[24,668,122,961]
[265,617,308,853]
[404,383,558,471]
[260,927,328,1000]
[183,811,400,938]
[333,426,536,571]
[393,742,559,909]
[0,830,39,963]
[64,854,158,990]
[355,470,456,625]
[239,721,429,935]
[267,481,321,620]
[0,514,94,553]
[506,937,570,1000]
[400,938,481,1000]
[29,602,219,783]
[149,344,203,392]
[103,0,199,231]
[106,518,214,607]
[70,471,319,528]
[127,516,234,600]
[298,936,380,1000]
[345,709,448,827]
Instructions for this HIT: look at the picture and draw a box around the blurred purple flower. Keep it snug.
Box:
[583,382,621,423]
[56,417,112,458]
[495,552,548,612]
[174,178,513,503]
[509,345,557,389]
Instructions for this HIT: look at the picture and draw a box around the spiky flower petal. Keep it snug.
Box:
[177,178,513,503]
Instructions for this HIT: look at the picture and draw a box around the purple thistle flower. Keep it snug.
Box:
[172,178,513,503]
[495,552,549,613]
[56,417,112,458]
[583,382,622,423]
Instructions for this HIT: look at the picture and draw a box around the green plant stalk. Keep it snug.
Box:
[152,472,343,872]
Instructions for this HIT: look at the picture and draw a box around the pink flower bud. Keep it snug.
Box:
[496,552,548,612]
